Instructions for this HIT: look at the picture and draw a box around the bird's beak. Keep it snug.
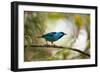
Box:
[64,33,67,35]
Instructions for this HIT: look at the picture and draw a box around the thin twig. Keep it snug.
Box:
[25,45,90,57]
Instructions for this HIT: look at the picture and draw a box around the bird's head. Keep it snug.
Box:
[59,32,67,35]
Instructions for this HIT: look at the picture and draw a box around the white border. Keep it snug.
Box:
[18,5,96,68]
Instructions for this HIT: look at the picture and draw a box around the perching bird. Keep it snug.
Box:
[38,32,67,45]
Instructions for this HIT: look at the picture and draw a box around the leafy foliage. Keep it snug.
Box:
[24,11,48,61]
[74,15,83,29]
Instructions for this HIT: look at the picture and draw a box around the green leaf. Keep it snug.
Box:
[74,15,83,29]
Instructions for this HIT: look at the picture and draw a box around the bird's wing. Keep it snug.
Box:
[43,32,56,37]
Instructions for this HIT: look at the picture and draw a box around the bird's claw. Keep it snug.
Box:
[44,44,50,47]
[44,44,56,47]
[52,44,56,47]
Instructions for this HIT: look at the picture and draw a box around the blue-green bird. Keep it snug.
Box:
[38,32,67,45]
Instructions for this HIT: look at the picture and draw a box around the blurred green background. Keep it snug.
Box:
[24,11,90,61]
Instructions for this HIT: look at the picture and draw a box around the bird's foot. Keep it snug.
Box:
[52,44,57,47]
[44,44,50,47]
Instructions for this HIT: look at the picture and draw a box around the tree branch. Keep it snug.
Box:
[25,45,90,57]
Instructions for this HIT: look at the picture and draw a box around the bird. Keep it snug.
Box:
[38,32,67,45]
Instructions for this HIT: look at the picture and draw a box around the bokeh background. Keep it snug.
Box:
[24,11,90,61]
